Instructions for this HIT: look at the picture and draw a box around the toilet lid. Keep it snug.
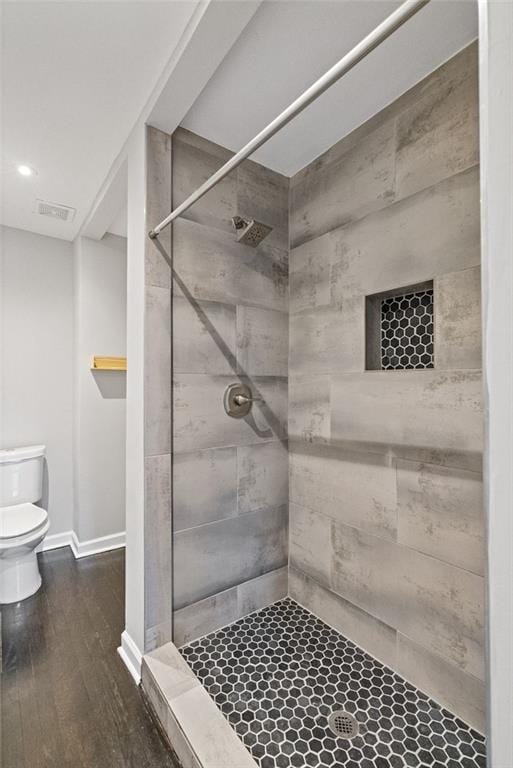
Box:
[0,503,48,539]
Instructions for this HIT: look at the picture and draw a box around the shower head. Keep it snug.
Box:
[232,215,273,247]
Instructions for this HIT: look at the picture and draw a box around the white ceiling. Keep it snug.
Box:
[1,0,199,241]
[182,0,478,176]
[0,0,478,243]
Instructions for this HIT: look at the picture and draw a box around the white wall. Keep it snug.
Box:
[123,124,146,663]
[0,225,74,534]
[0,225,127,545]
[479,1,513,764]
[73,234,127,542]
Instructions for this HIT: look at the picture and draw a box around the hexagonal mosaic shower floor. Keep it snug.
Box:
[180,599,486,768]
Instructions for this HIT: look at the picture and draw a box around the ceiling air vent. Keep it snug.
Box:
[35,199,76,222]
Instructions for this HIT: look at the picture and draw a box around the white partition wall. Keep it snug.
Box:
[479,1,513,765]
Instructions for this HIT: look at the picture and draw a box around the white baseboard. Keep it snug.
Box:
[71,530,126,559]
[38,530,73,553]
[39,529,125,559]
[118,630,142,684]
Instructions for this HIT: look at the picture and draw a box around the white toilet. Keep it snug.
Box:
[0,445,49,604]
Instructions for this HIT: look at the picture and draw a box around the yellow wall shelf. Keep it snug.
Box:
[91,356,127,371]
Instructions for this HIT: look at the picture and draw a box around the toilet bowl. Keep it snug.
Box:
[0,445,49,604]
[0,504,50,602]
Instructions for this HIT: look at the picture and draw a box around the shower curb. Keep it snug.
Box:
[142,641,258,768]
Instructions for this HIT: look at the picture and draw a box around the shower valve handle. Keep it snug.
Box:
[224,383,262,418]
[234,393,262,405]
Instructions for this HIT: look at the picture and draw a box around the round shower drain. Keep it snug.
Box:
[327,711,360,740]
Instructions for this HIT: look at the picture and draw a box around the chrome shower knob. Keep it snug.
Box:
[224,383,261,418]
[234,393,262,406]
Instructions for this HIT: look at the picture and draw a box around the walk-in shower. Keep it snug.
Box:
[141,1,485,766]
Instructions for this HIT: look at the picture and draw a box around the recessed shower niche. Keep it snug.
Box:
[366,282,434,371]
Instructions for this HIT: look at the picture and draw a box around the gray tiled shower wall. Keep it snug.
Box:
[144,41,484,734]
[144,127,173,653]
[170,128,290,647]
[288,42,484,732]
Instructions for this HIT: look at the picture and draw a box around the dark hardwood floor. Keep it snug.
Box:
[1,547,178,768]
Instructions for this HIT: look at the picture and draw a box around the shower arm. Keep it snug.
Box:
[148,0,430,240]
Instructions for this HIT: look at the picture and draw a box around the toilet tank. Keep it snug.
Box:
[0,446,46,506]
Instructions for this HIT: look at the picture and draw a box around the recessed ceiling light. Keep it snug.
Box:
[17,164,36,177]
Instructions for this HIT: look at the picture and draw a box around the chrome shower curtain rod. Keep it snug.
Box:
[148,0,430,239]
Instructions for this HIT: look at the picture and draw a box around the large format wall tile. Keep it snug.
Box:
[173,218,288,312]
[396,633,485,734]
[289,233,333,313]
[173,129,236,233]
[174,440,288,531]
[290,118,396,248]
[286,43,483,729]
[173,128,289,247]
[146,126,172,288]
[174,567,288,647]
[288,375,330,443]
[289,43,478,251]
[236,305,288,377]
[395,43,479,201]
[237,441,288,515]
[171,129,289,641]
[173,505,288,610]
[396,546,485,679]
[289,299,364,375]
[289,443,396,542]
[237,161,289,243]
[397,460,484,575]
[145,454,172,650]
[174,587,239,648]
[330,521,399,628]
[145,287,171,456]
[436,267,482,370]
[145,127,172,653]
[289,566,398,671]
[237,567,288,617]
[331,167,480,302]
[289,502,332,587]
[173,296,237,375]
[331,370,482,455]
[173,447,237,532]
[173,374,287,454]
